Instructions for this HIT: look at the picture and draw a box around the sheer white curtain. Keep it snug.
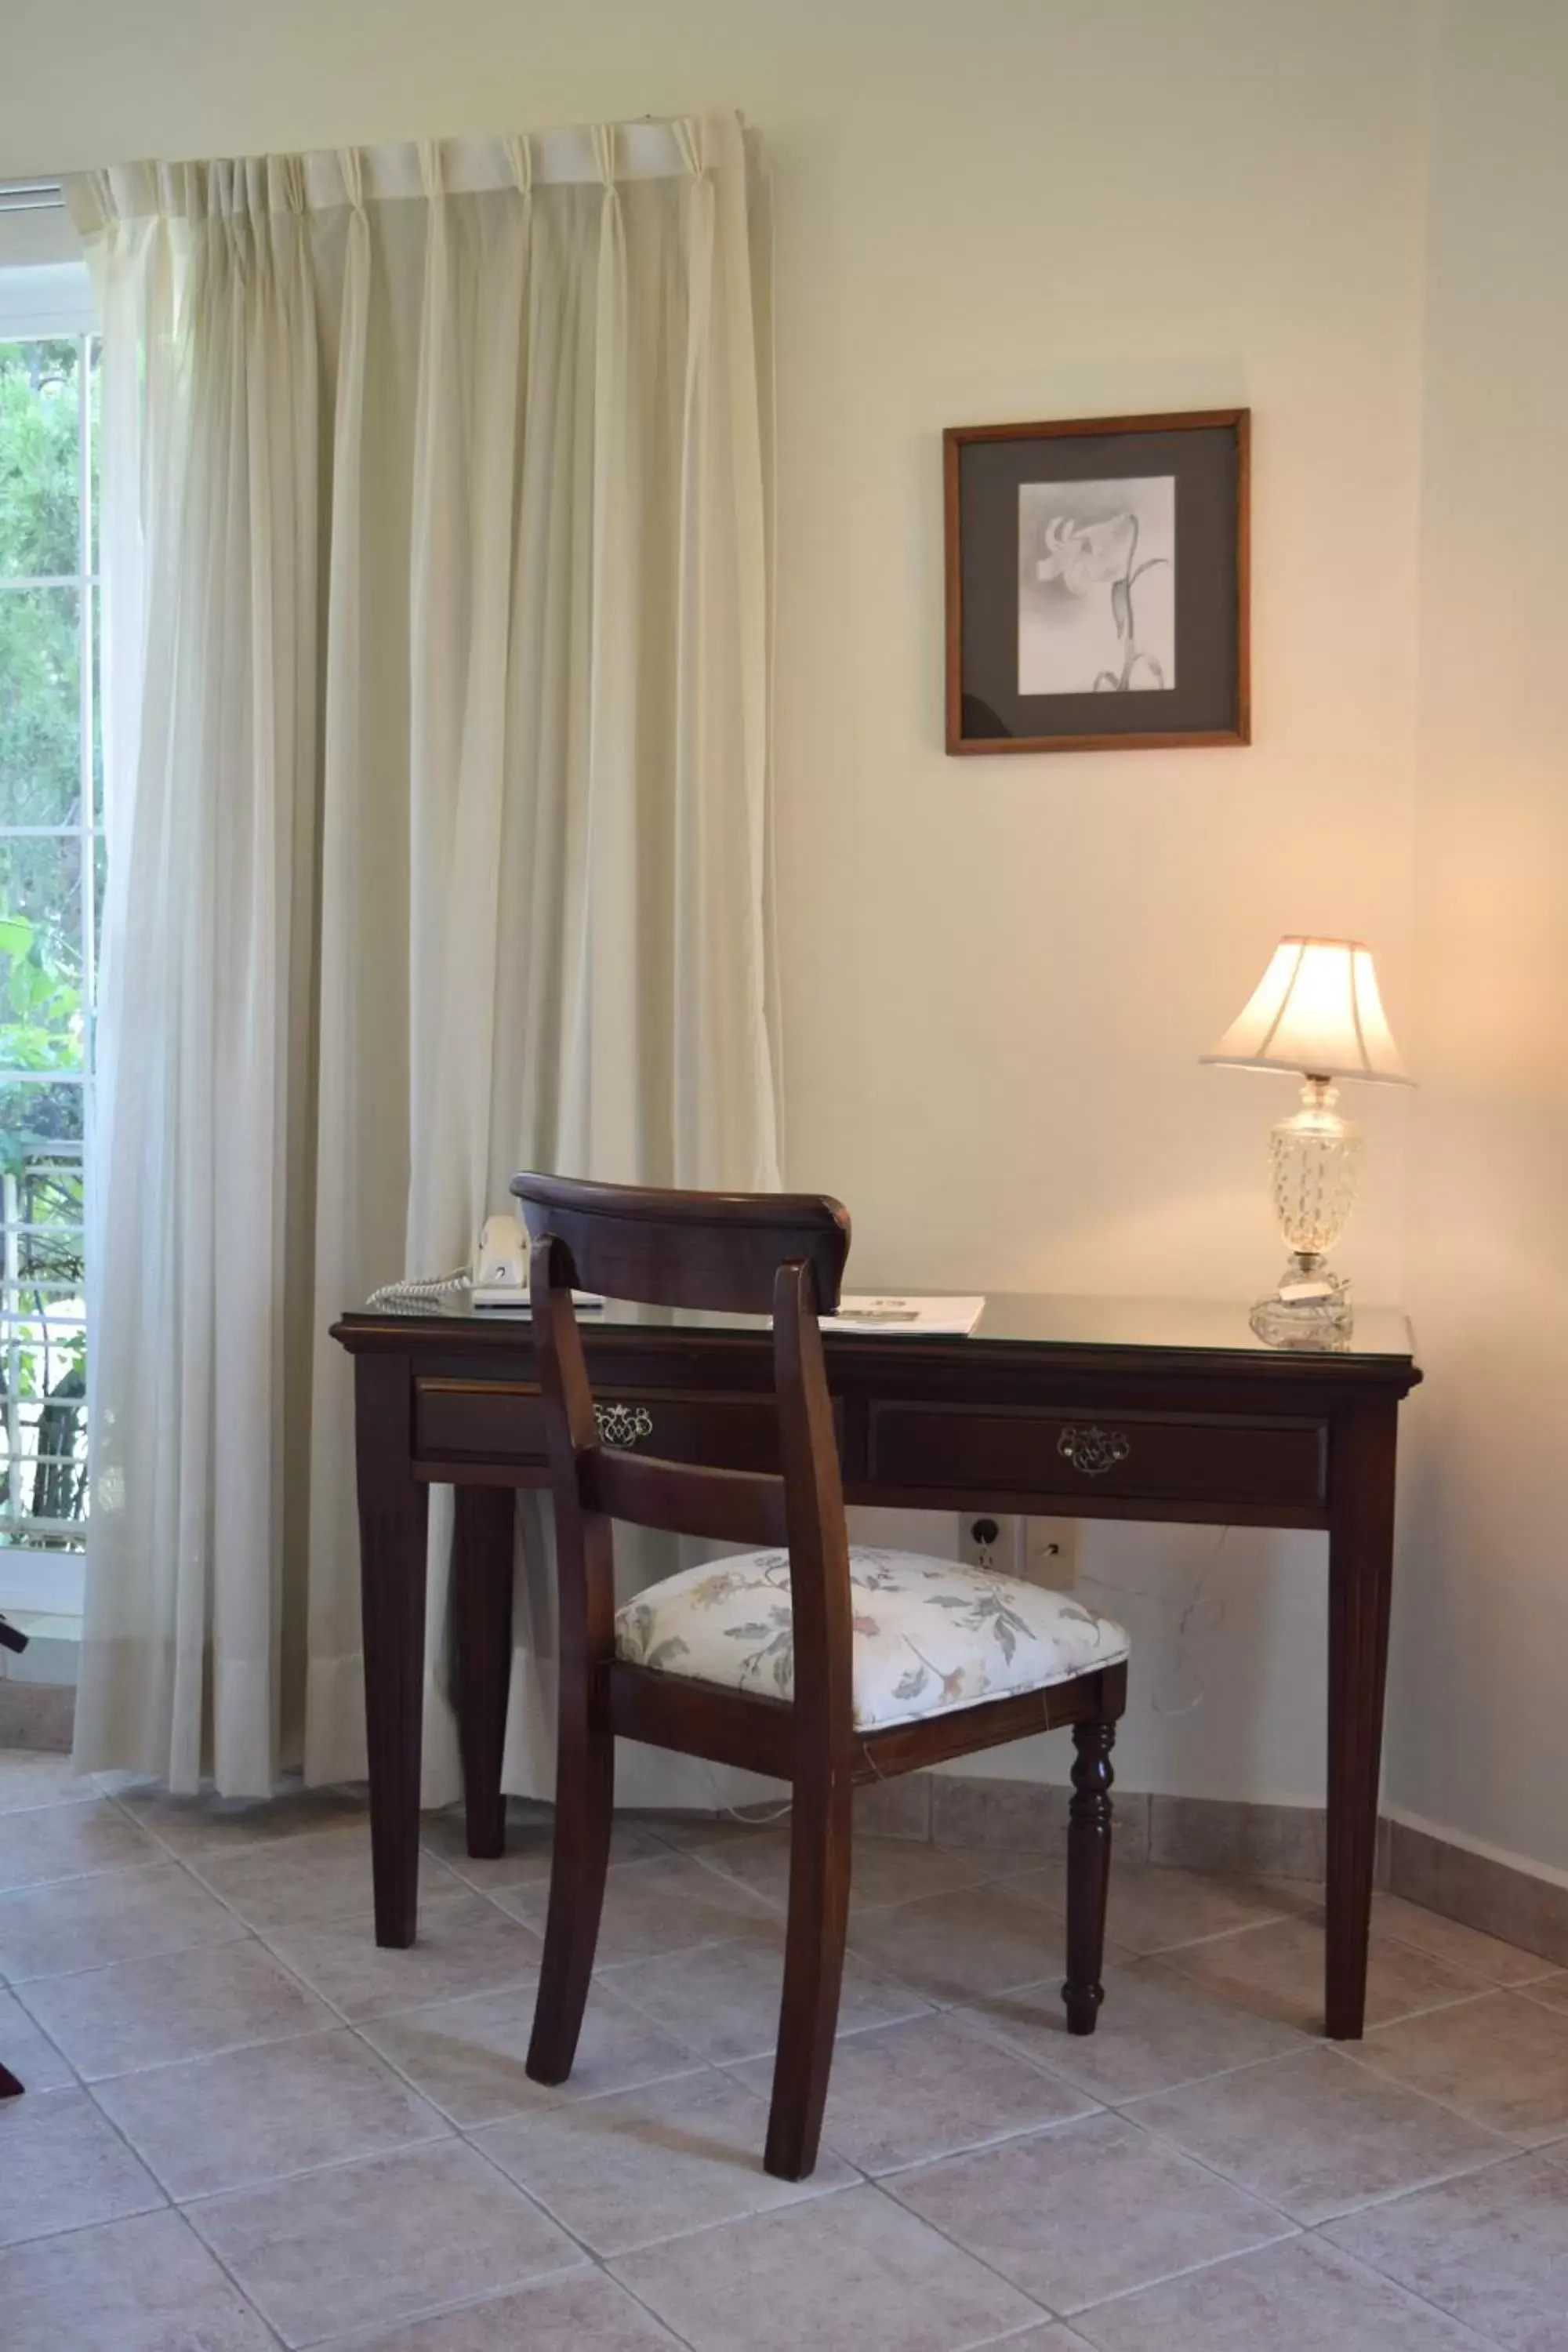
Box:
[68,115,780,1799]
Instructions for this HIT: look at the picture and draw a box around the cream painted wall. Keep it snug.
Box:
[2,0,1437,1807]
[1389,0,1568,1877]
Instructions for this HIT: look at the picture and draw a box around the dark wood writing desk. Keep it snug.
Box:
[332,1292,1421,2038]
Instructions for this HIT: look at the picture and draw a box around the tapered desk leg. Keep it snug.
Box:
[355,1352,430,1950]
[454,1486,515,1861]
[0,2060,23,2098]
[1325,1398,1399,2039]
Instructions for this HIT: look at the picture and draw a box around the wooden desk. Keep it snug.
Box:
[332,1293,1421,2038]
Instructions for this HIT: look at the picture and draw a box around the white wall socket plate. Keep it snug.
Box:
[958,1512,1077,1588]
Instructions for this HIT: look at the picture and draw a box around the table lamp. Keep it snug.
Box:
[1202,937,1413,1344]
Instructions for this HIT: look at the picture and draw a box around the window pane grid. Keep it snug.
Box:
[1,332,96,1569]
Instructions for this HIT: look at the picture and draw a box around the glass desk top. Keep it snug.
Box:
[352,1290,1416,1363]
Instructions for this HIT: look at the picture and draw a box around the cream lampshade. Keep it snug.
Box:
[1203,937,1413,1345]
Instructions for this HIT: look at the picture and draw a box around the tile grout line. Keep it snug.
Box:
[1156,1948,1500,2031]
[1047,2214,1309,2332]
[22,1998,351,2087]
[851,2089,1526,2350]
[285,2254,597,2350]
[448,2105,724,2278]
[1101,2042,1535,2227]
[160,2205,294,2352]
[869,2105,1304,2318]
[589,1936,932,2067]
[0,2204,291,2352]
[55,1765,1568,1974]
[96,1798,550,2040]
[1323,2013,1568,2159]
[943,1983,1321,2108]
[376,2045,712,2136]
[458,2064,868,2245]
[93,1780,1568,2022]
[84,2034,457,2201]
[0,2053,176,2257]
[7,1764,1566,2349]
[185,2132,593,2352]
[20,1788,1565,2062]
[1294,2225,1520,2352]
[2,1958,93,2090]
[7,1882,372,2077]
[58,2006,1543,2347]
[592,2256,708,2352]
[14,1798,490,2327]
[460,2066,886,2264]
[858,2170,1071,2328]
[468,1996,885,2352]
[299,2267,698,2352]
[99,1809,383,2033]
[1035,2223,1504,2342]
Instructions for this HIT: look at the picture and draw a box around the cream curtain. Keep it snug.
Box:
[68,116,780,1799]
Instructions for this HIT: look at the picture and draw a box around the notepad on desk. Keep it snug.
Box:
[822,1295,985,1337]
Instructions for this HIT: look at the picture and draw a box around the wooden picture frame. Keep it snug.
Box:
[944,408,1250,755]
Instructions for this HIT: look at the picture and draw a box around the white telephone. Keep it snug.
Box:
[366,1211,601,1313]
[470,1213,529,1307]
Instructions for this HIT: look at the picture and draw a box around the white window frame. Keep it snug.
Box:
[1,205,98,1617]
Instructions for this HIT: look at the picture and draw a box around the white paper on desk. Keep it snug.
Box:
[822,1294,985,1337]
[470,1288,604,1311]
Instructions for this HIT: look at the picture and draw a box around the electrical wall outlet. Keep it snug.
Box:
[1025,1516,1077,1589]
[958,1512,1022,1577]
[958,1513,1078,1587]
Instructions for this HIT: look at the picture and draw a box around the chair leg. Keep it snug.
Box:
[524,1690,614,2087]
[764,1771,852,2181]
[1062,1711,1117,2035]
[0,2059,23,2099]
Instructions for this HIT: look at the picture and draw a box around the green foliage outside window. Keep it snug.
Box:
[0,336,95,1544]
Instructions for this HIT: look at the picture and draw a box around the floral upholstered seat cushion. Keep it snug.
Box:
[613,1547,1129,1733]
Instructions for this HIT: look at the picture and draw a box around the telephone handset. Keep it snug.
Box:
[470,1213,529,1306]
[366,1211,601,1313]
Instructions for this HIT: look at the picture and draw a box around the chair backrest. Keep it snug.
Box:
[511,1174,856,1753]
[510,1172,851,1316]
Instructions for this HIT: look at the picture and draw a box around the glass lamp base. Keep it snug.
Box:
[1250,1254,1354,1348]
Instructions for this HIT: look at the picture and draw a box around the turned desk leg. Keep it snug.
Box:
[355,1352,430,1950]
[454,1486,516,1861]
[1325,1399,1399,2039]
[1063,1711,1117,2036]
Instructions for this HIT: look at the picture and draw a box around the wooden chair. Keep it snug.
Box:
[512,1173,1129,2180]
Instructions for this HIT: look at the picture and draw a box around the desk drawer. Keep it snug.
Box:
[866,1402,1327,1511]
[416,1380,822,1475]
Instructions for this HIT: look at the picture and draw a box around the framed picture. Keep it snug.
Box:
[943,408,1250,755]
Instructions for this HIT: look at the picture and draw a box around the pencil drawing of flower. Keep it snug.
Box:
[1036,514,1135,597]
[1038,510,1167,692]
[1018,476,1176,697]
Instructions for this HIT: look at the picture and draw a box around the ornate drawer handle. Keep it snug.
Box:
[1057,1425,1131,1478]
[595,1402,655,1450]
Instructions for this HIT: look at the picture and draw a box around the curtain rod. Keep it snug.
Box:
[0,182,67,214]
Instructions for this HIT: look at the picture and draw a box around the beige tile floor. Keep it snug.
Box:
[3,1751,1568,2350]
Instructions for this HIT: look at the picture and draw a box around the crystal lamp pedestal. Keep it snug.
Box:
[1249,1076,1362,1347]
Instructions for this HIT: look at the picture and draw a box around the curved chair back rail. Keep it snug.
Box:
[510,1171,851,1316]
